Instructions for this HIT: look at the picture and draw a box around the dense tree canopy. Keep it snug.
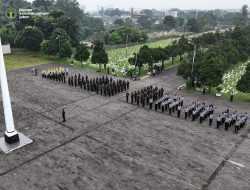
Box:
[56,15,79,45]
[74,44,90,64]
[0,26,16,46]
[197,50,226,88]
[242,5,249,26]
[58,40,72,58]
[105,26,147,45]
[33,0,54,11]
[34,16,54,39]
[91,41,109,71]
[177,26,250,89]
[0,0,104,45]
[237,64,250,93]
[137,16,155,29]
[163,16,176,31]
[16,26,44,51]
[41,28,71,56]
[186,18,201,33]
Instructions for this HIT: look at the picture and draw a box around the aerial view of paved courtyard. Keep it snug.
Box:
[0,64,249,190]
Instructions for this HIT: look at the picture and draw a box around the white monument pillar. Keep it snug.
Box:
[0,38,32,154]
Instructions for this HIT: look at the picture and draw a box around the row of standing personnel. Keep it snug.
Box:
[216,109,248,133]
[42,70,130,97]
[126,86,184,116]
[126,86,248,134]
[126,86,164,108]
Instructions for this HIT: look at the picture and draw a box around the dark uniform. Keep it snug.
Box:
[209,114,213,126]
[177,106,181,118]
[62,109,66,122]
[149,98,153,109]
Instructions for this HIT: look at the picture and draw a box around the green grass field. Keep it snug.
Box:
[4,50,67,71]
[4,39,174,73]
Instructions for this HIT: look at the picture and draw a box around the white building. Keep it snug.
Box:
[165,10,179,18]
[2,44,11,55]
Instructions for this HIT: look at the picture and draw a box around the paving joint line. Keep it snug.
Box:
[201,128,250,190]
[0,106,139,177]
[85,134,200,190]
[37,92,128,127]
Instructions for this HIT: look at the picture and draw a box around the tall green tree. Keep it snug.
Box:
[54,0,83,22]
[33,0,54,11]
[91,41,108,71]
[186,18,201,33]
[242,5,249,26]
[197,50,226,90]
[0,26,16,46]
[34,17,54,39]
[105,26,147,45]
[152,48,169,70]
[74,44,90,64]
[54,0,104,40]
[128,52,145,75]
[177,35,191,61]
[58,40,72,58]
[167,41,178,64]
[17,26,44,51]
[46,28,71,55]
[137,15,154,29]
[163,16,176,31]
[237,64,250,93]
[56,15,79,45]
[138,45,154,72]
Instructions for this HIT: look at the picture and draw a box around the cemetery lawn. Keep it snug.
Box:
[219,61,250,102]
[74,38,177,77]
[205,61,250,102]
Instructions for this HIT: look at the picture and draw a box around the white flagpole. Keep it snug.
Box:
[0,38,19,143]
[0,39,32,153]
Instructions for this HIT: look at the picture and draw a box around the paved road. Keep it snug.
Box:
[0,64,248,190]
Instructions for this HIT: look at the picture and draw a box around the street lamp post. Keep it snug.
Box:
[190,41,197,87]
[125,34,129,58]
[56,36,61,57]
[191,44,197,78]
[0,38,32,154]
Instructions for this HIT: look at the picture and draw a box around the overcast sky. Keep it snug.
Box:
[76,0,249,11]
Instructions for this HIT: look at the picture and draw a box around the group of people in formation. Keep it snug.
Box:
[216,110,248,133]
[41,67,130,97]
[126,85,184,116]
[183,102,215,123]
[126,85,248,134]
[41,67,67,83]
[126,86,165,108]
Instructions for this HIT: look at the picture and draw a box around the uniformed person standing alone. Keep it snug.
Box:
[62,108,66,123]
[230,91,234,102]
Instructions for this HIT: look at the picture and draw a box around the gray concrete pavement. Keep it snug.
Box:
[0,64,248,190]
